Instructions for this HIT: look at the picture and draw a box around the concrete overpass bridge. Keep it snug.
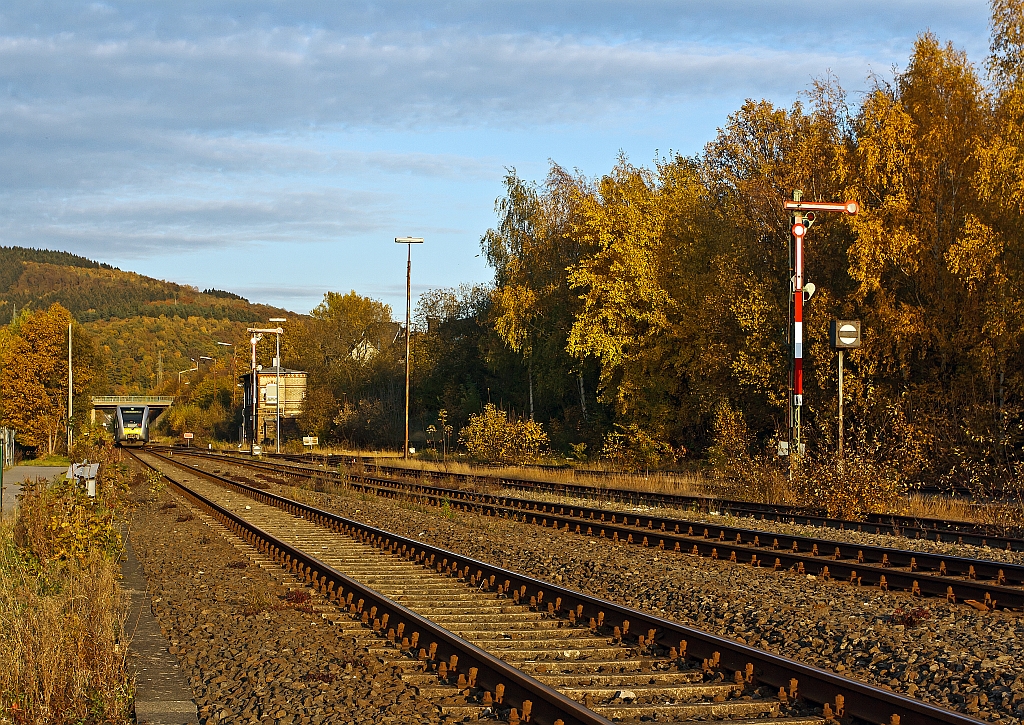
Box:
[90,396,175,425]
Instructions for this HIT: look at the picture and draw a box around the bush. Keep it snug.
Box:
[601,424,676,473]
[458,404,548,465]
[715,452,797,505]
[797,451,909,519]
[706,403,795,504]
[1,474,132,724]
[14,478,120,565]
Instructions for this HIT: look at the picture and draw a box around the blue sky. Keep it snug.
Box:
[0,1,992,316]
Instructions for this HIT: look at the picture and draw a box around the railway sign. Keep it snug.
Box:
[183,432,194,439]
[783,199,859,215]
[829,320,862,350]
[303,436,318,447]
[785,190,859,467]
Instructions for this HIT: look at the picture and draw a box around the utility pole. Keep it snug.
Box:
[67,323,73,456]
[782,193,859,470]
[395,237,424,459]
[247,326,283,455]
[269,319,286,453]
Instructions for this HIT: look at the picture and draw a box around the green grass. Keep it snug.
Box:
[17,454,71,467]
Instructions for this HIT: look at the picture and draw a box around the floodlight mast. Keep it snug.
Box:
[784,192,858,471]
[269,318,287,454]
[246,326,283,454]
[395,237,424,459]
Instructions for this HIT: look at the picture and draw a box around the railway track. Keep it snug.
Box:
[160,449,1024,610]
[351,461,1024,547]
[131,448,984,725]
[171,446,1023,547]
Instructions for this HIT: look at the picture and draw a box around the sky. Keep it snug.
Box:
[0,1,993,316]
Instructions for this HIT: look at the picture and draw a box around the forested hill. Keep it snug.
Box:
[0,246,287,324]
[0,246,296,395]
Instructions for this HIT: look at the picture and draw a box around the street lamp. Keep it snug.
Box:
[269,318,287,454]
[395,237,424,459]
[246,324,284,455]
[217,342,236,406]
[178,358,198,386]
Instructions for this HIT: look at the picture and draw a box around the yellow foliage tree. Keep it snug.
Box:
[0,304,97,455]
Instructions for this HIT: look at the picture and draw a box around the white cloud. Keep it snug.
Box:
[0,0,993,305]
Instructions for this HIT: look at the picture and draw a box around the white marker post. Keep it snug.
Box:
[829,320,862,462]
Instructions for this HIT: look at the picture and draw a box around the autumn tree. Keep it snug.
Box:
[482,167,607,448]
[0,304,99,455]
[287,291,403,446]
[411,284,498,435]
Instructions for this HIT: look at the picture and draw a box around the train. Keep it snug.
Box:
[114,405,150,446]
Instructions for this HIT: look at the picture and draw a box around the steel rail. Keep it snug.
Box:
[140,449,985,725]
[359,460,1024,547]
[130,450,609,725]
[173,445,1022,546]
[164,448,1024,609]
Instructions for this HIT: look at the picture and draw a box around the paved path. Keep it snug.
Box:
[1,466,66,514]
[121,537,199,725]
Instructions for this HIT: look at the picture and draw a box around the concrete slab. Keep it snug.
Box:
[121,537,199,725]
[0,466,66,514]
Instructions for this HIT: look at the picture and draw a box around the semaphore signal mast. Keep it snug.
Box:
[782,191,859,469]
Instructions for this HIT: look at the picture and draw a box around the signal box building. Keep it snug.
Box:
[241,366,307,446]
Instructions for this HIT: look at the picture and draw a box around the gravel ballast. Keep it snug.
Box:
[266,479,1024,724]
[501,490,1024,566]
[128,490,443,725]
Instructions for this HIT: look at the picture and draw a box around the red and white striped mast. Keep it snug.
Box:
[783,192,859,466]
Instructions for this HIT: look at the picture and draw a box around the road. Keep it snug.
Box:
[1,466,67,514]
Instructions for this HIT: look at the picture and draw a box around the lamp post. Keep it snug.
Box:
[249,334,261,453]
[246,326,284,454]
[269,318,286,453]
[395,237,424,459]
[217,342,236,406]
[177,358,198,386]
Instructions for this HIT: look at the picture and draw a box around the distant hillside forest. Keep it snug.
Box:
[0,247,291,395]
[0,247,284,324]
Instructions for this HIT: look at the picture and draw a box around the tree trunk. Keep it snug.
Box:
[578,373,588,422]
[528,356,534,420]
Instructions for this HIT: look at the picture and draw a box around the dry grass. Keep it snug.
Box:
[230,440,1024,529]
[349,456,709,497]
[378,455,1024,530]
[0,473,133,725]
[904,494,1024,532]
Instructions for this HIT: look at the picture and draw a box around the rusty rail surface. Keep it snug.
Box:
[162,448,1024,610]
[130,450,608,725]
[140,448,986,725]
[165,445,1024,547]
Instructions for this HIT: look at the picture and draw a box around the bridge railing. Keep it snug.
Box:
[91,396,175,406]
